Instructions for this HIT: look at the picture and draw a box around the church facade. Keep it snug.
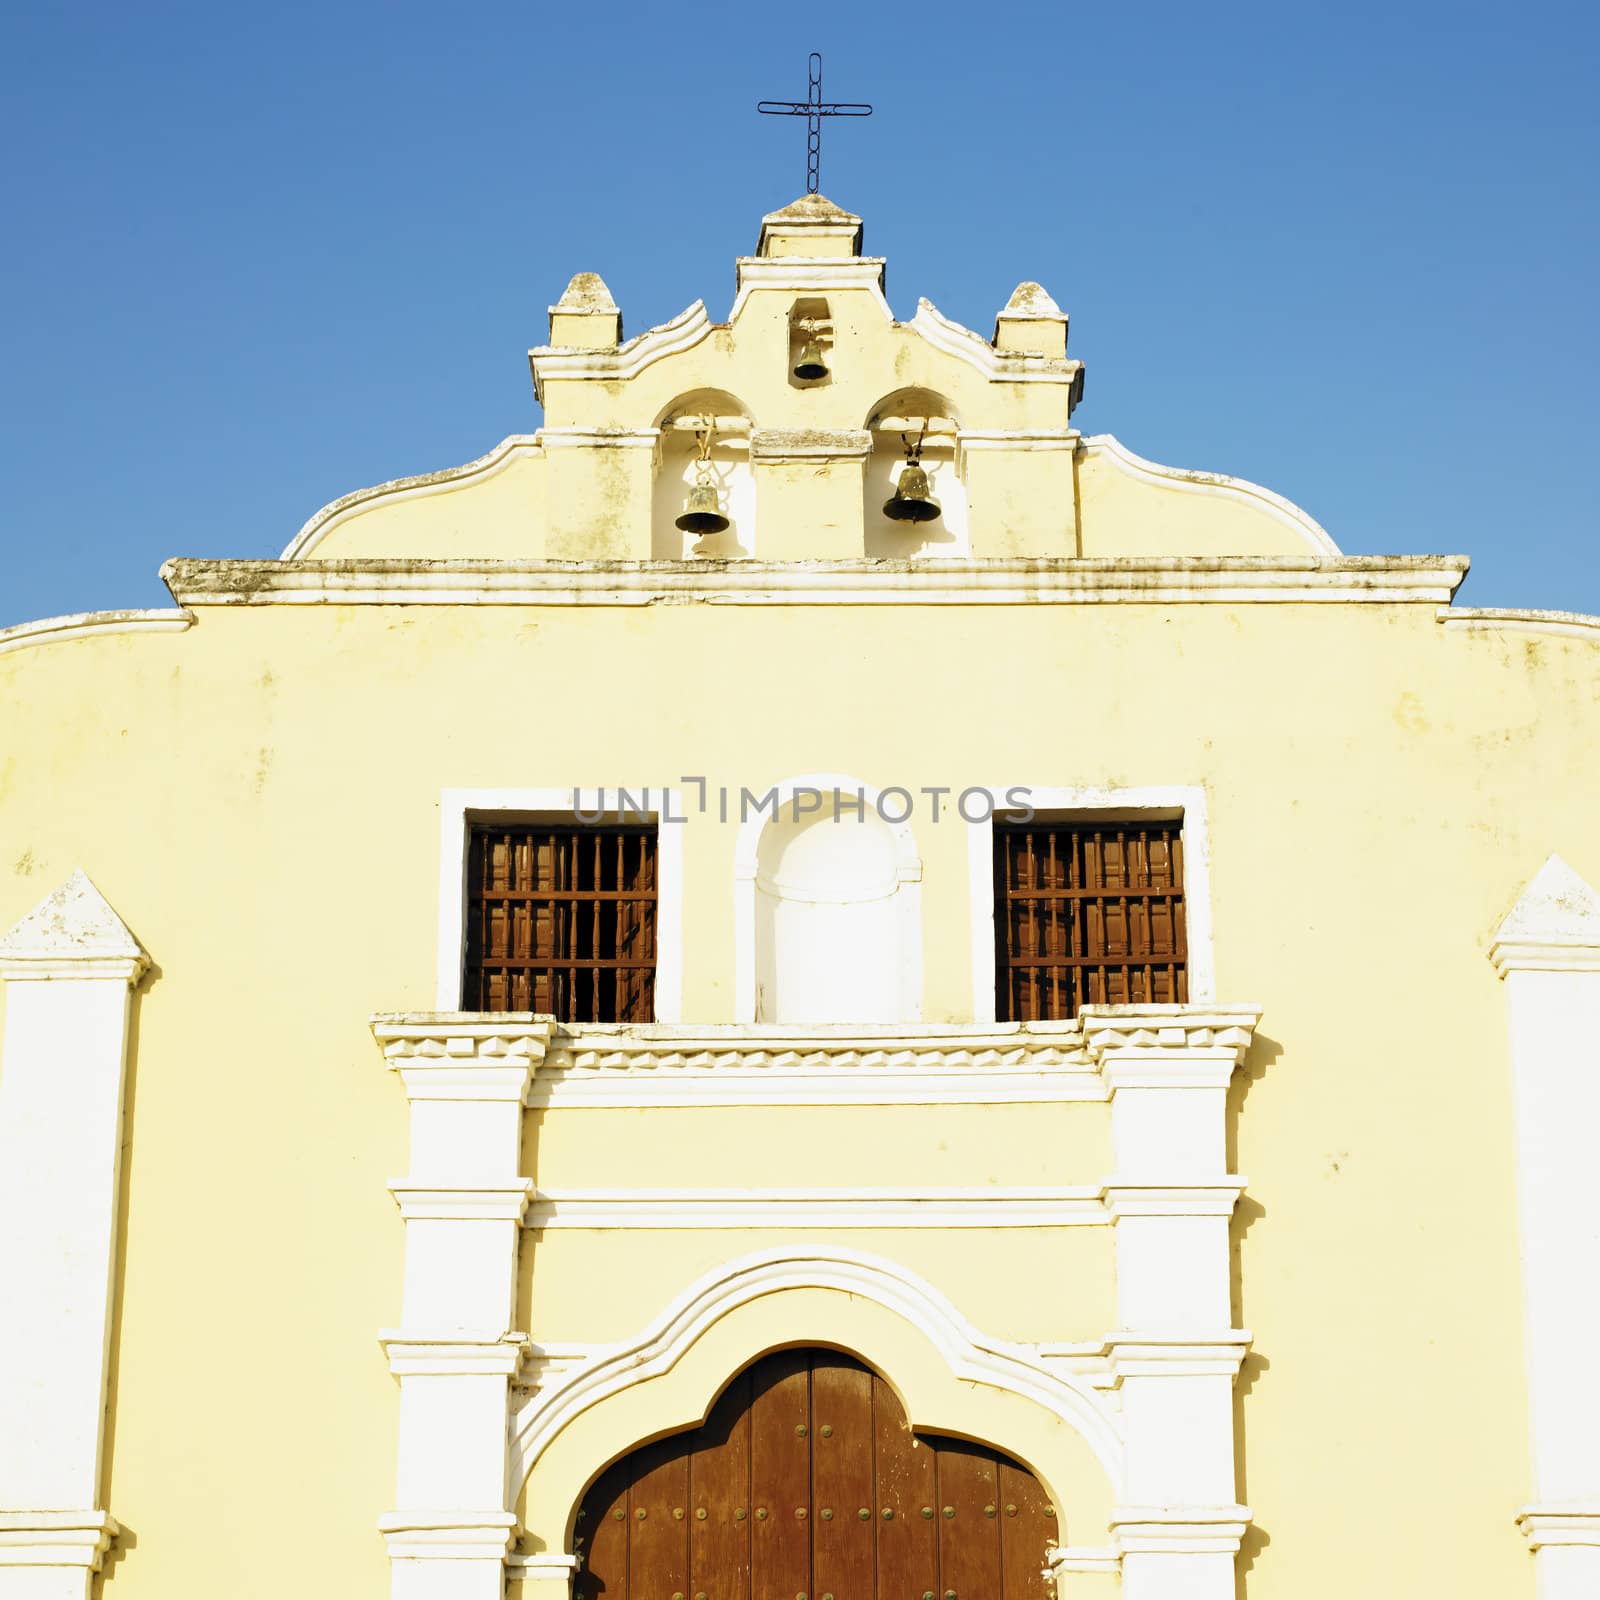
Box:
[2,196,1597,1600]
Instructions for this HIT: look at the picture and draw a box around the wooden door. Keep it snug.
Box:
[574,1349,1057,1600]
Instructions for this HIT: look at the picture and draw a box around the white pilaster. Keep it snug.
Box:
[1082,1006,1260,1600]
[1492,856,1600,1595]
[373,1014,555,1600]
[0,872,148,1600]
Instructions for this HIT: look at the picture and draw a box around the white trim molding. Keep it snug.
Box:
[1078,434,1341,558]
[0,607,193,660]
[162,554,1470,609]
[0,873,149,1600]
[523,1185,1106,1230]
[283,435,543,559]
[1492,856,1600,1600]
[749,428,873,463]
[529,301,714,400]
[0,1511,120,1575]
[534,1020,1102,1107]
[435,788,684,1021]
[1438,604,1600,643]
[729,258,892,323]
[508,1244,1125,1490]
[1517,1505,1600,1548]
[967,785,1217,1023]
[910,298,1082,387]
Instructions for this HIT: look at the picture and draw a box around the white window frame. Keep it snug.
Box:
[436,787,684,1021]
[966,783,1215,1023]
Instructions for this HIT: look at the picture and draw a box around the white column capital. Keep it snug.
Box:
[1099,1180,1245,1219]
[378,1511,519,1558]
[1102,1331,1252,1381]
[380,1332,532,1378]
[388,1180,533,1222]
[1110,1506,1252,1554]
[373,1014,557,1103]
[1078,1004,1261,1084]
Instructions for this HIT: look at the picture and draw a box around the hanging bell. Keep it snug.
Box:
[674,479,730,537]
[883,459,942,523]
[792,334,829,381]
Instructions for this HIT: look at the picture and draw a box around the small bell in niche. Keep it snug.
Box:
[674,423,731,539]
[883,420,942,523]
[792,322,829,382]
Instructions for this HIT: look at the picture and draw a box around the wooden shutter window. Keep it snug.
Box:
[993,818,1186,1020]
[465,822,658,1022]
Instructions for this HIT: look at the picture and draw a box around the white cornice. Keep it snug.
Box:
[282,434,543,559]
[506,1553,582,1577]
[1110,1506,1251,1555]
[1100,1330,1252,1380]
[374,1014,555,1057]
[1439,605,1600,642]
[730,258,891,322]
[750,428,873,463]
[537,1020,1100,1108]
[389,1180,532,1222]
[0,607,193,661]
[523,1185,1106,1230]
[1080,434,1342,559]
[1047,1546,1120,1574]
[377,1512,518,1559]
[1516,1504,1600,1547]
[538,428,659,451]
[1079,1006,1262,1072]
[1100,1180,1247,1219]
[379,1331,530,1377]
[910,298,1081,386]
[529,301,714,399]
[957,429,1079,454]
[0,1509,120,1568]
[163,555,1468,609]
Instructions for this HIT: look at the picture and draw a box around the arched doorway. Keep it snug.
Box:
[574,1348,1056,1600]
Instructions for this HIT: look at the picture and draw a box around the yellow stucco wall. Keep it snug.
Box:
[1,593,1589,1597]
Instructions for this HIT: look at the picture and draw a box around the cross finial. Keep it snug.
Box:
[757,52,873,195]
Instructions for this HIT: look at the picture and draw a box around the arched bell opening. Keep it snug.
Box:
[573,1346,1059,1600]
[652,390,756,559]
[863,388,969,559]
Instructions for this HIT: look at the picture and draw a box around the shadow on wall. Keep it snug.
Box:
[1228,1029,1281,1600]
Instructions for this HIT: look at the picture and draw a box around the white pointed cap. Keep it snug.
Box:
[0,868,147,976]
[1490,854,1600,974]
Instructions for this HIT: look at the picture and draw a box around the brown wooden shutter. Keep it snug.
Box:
[464,822,658,1021]
[993,818,1186,1020]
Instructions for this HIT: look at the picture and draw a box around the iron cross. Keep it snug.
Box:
[757,53,873,195]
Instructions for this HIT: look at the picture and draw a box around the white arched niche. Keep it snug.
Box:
[734,775,922,1025]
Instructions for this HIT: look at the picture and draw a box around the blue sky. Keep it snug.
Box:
[2,0,1595,628]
